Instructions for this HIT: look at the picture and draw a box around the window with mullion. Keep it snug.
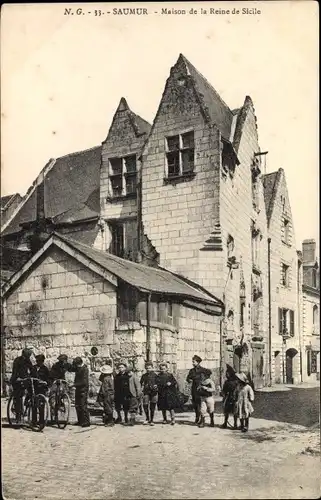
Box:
[166,131,195,178]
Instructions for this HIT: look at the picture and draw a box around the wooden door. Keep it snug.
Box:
[286,352,293,384]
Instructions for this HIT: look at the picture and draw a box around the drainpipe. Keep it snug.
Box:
[267,238,272,386]
[297,259,303,382]
[146,292,151,362]
[137,157,143,263]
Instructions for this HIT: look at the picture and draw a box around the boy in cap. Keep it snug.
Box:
[114,362,129,424]
[98,364,115,426]
[49,354,72,384]
[125,364,142,426]
[196,369,216,428]
[220,366,239,429]
[71,357,90,427]
[30,354,50,425]
[140,362,158,426]
[186,355,206,424]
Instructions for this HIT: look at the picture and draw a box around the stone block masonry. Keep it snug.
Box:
[3,247,116,376]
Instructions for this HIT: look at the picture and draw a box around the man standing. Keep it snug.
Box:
[10,347,34,423]
[72,357,90,427]
[114,362,142,425]
[186,355,206,424]
[140,362,158,426]
[98,364,115,426]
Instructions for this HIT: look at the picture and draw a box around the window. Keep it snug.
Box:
[166,131,195,178]
[282,218,291,245]
[278,308,295,336]
[312,305,319,334]
[281,263,290,287]
[117,283,140,323]
[109,219,138,261]
[312,268,317,288]
[227,235,235,259]
[109,155,137,198]
[252,228,261,271]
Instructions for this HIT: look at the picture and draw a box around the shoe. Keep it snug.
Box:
[198,417,205,428]
[104,422,114,427]
[194,417,200,424]
[143,420,150,425]
[220,423,227,429]
[81,423,91,428]
[149,422,155,426]
[242,427,248,433]
[115,417,122,424]
[162,420,168,424]
[128,418,135,426]
[170,420,175,426]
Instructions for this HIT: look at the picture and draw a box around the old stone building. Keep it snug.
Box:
[1,53,313,390]
[262,168,302,384]
[2,232,223,392]
[301,239,320,382]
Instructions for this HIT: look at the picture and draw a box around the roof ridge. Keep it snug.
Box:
[180,54,233,115]
[55,144,101,161]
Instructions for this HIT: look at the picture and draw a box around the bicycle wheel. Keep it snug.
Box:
[55,392,71,429]
[7,394,25,427]
[27,394,50,432]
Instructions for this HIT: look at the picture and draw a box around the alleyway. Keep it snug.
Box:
[1,385,320,500]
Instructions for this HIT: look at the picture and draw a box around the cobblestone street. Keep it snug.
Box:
[2,386,320,500]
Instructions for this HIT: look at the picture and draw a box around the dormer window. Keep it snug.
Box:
[109,155,137,199]
[165,131,195,181]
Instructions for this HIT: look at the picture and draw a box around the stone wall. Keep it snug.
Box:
[3,246,116,378]
[302,290,320,382]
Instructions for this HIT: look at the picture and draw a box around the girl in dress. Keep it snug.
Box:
[235,372,255,432]
[156,363,179,425]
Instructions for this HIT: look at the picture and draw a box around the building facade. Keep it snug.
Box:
[1,53,315,390]
[301,239,320,382]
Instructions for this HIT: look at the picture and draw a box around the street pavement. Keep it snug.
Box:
[1,384,320,500]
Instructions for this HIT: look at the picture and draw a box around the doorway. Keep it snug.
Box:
[274,351,281,384]
[252,347,264,389]
[285,348,298,384]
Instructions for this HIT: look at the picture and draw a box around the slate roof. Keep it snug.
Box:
[57,233,223,307]
[180,54,234,141]
[2,146,102,236]
[1,193,21,210]
[262,169,282,222]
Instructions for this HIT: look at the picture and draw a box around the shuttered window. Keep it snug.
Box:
[289,310,295,336]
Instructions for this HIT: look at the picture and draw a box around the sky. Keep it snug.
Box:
[1,1,319,248]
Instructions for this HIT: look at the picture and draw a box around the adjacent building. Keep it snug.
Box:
[301,239,320,382]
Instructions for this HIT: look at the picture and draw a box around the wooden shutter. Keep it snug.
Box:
[278,308,283,334]
[290,310,295,336]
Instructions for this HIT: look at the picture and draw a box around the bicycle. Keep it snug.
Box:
[7,377,50,432]
[49,379,71,429]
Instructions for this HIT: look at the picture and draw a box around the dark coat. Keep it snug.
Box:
[98,374,114,403]
[140,372,158,396]
[10,356,33,385]
[156,372,179,411]
[49,361,73,383]
[186,365,207,398]
[221,378,239,414]
[74,365,89,392]
[31,364,50,384]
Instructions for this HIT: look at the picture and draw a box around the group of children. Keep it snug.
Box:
[98,356,255,431]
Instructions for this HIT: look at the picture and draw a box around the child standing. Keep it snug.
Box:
[235,372,255,432]
[98,364,115,426]
[140,362,158,426]
[156,363,179,425]
[220,367,239,429]
[196,369,215,428]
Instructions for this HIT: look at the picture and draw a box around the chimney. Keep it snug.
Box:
[302,239,316,263]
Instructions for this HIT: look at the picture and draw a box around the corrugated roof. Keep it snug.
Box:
[2,146,101,236]
[57,233,223,307]
[180,54,233,140]
[262,170,282,222]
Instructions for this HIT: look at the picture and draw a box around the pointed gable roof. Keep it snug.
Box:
[177,54,234,140]
[262,169,283,222]
[104,97,151,143]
